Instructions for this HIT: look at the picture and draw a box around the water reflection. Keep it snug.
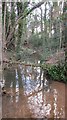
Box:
[2,64,65,118]
[27,90,52,118]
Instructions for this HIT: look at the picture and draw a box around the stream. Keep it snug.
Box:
[2,64,65,118]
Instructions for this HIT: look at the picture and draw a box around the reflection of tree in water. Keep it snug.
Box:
[4,68,16,89]
[3,66,33,118]
[3,65,65,118]
[39,67,42,86]
[3,65,52,95]
[39,67,52,91]
[17,68,23,89]
[3,67,25,100]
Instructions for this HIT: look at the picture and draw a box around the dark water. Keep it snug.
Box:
[2,64,65,118]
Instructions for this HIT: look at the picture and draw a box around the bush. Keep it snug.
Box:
[48,64,67,83]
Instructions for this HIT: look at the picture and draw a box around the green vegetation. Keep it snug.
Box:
[48,64,67,83]
[2,1,67,84]
[29,34,43,48]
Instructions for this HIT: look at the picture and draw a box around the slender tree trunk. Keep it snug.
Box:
[3,2,6,49]
[63,2,67,81]
[43,2,47,48]
[16,2,23,52]
[40,7,43,37]
[59,22,62,48]
[63,2,67,64]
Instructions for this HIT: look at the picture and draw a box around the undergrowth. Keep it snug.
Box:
[42,63,67,83]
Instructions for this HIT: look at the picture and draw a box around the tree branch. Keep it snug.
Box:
[6,1,44,44]
[16,1,44,25]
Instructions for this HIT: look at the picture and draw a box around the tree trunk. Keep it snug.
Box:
[2,2,6,49]
[40,7,43,36]
[63,2,67,64]
[63,2,67,80]
[6,1,44,46]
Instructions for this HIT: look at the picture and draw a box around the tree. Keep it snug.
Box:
[2,2,6,49]
[8,2,16,50]
[16,2,23,52]
[5,1,44,50]
[63,2,67,64]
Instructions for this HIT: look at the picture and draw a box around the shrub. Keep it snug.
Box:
[48,64,67,83]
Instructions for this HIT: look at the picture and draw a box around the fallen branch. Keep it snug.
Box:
[26,88,43,98]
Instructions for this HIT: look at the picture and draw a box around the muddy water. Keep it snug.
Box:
[2,65,65,118]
